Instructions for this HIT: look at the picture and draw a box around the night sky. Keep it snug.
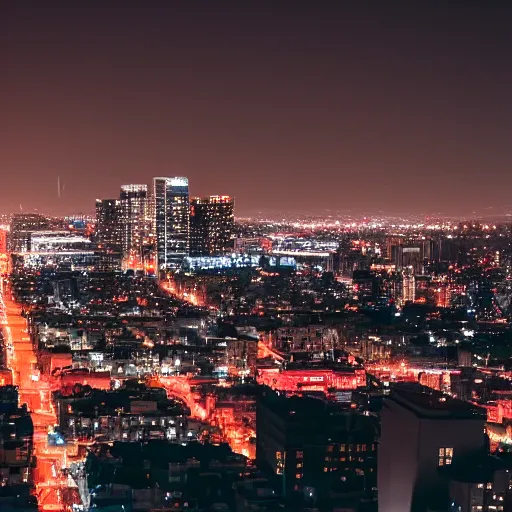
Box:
[2,2,512,218]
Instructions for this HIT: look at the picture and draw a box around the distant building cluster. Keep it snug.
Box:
[7,206,512,510]
[4,179,235,276]
[95,177,235,273]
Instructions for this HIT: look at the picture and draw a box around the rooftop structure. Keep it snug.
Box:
[389,382,486,419]
[379,382,487,512]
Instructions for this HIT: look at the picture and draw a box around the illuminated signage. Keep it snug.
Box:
[303,376,324,382]
[183,254,297,272]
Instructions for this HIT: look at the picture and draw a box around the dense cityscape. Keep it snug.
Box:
[2,178,512,511]
[4,3,512,512]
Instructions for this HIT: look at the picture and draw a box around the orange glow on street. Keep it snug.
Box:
[161,278,204,307]
[1,278,82,511]
[148,375,255,459]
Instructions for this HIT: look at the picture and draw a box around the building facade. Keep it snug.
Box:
[190,196,234,256]
[153,177,190,271]
[402,266,416,303]
[378,383,487,512]
[120,185,149,258]
[9,213,49,252]
[256,387,378,503]
[95,199,122,251]
[0,387,34,488]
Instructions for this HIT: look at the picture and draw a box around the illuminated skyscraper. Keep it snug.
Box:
[402,266,416,303]
[9,213,49,252]
[389,242,424,274]
[153,177,190,271]
[120,185,149,257]
[190,196,234,256]
[95,199,122,251]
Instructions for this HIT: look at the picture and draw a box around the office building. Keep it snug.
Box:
[190,196,234,256]
[401,247,423,274]
[378,383,487,512]
[256,387,378,502]
[449,455,512,512]
[95,199,122,251]
[387,239,425,274]
[9,213,49,252]
[402,266,416,303]
[153,177,190,271]
[352,270,380,303]
[120,185,149,257]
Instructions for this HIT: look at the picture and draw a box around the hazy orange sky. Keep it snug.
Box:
[2,2,512,217]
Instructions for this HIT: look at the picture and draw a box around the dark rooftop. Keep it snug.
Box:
[389,382,486,420]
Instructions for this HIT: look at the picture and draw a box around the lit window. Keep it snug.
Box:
[295,473,302,479]
[296,451,303,459]
[438,447,453,466]
[327,445,334,453]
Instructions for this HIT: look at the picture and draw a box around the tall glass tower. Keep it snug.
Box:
[120,184,149,257]
[153,177,190,271]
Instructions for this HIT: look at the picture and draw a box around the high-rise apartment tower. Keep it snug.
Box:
[190,195,234,256]
[119,184,149,257]
[95,199,122,251]
[153,177,190,271]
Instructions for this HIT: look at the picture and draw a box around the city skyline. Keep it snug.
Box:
[5,4,512,511]
[2,3,512,217]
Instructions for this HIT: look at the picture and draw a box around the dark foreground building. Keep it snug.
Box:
[256,387,378,508]
[0,386,34,488]
[378,382,487,512]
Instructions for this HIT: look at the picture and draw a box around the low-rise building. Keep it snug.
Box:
[55,385,188,442]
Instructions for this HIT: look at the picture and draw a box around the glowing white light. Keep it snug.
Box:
[169,177,188,187]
